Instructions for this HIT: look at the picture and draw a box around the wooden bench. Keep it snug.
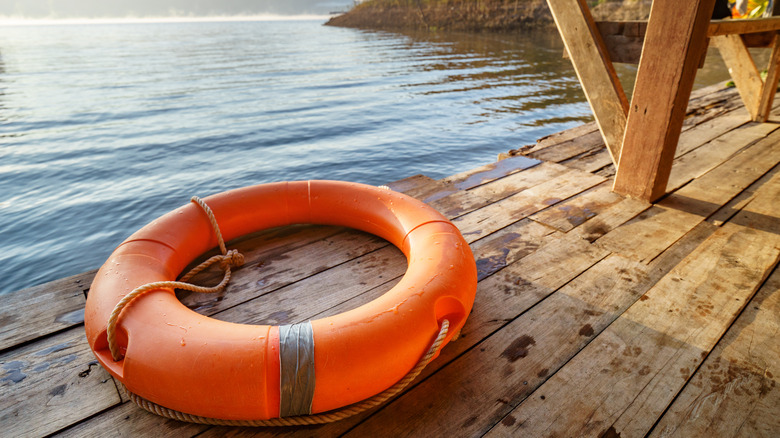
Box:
[547,0,780,201]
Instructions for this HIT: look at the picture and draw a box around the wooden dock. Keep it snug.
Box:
[2,82,779,437]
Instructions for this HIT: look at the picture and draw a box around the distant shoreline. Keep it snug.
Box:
[0,15,333,26]
[326,0,651,32]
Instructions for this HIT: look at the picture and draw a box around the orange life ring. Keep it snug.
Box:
[85,180,477,421]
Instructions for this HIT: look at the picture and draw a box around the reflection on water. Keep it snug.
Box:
[386,30,594,128]
[388,28,747,121]
[0,21,744,293]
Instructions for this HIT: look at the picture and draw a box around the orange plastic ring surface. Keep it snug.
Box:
[85,180,477,420]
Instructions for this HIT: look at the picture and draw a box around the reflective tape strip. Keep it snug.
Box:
[278,321,316,417]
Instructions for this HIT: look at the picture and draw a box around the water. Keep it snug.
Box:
[0,19,731,294]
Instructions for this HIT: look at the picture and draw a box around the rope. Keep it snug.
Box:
[125,319,450,426]
[106,196,245,361]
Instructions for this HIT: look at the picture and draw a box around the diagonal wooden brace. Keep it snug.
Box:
[545,0,629,168]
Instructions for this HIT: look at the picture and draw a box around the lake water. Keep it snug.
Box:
[0,19,732,294]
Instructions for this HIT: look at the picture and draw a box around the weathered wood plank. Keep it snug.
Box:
[726,166,780,233]
[613,0,716,201]
[396,179,492,219]
[572,197,651,243]
[674,111,750,157]
[706,162,780,227]
[486,221,780,437]
[0,327,121,438]
[649,266,780,438]
[0,269,95,352]
[525,130,605,164]
[667,120,779,192]
[546,0,629,165]
[529,182,625,233]
[178,227,388,316]
[597,205,703,263]
[660,130,780,218]
[424,187,490,219]
[561,107,750,175]
[470,219,562,281]
[439,155,541,191]
[453,169,606,240]
[560,147,613,173]
[466,161,571,202]
[708,17,780,37]
[210,244,406,326]
[682,89,746,128]
[649,173,780,437]
[712,34,764,121]
[515,85,739,169]
[55,401,208,438]
[533,122,599,152]
[599,129,780,262]
[384,174,435,193]
[403,158,544,218]
[686,82,739,110]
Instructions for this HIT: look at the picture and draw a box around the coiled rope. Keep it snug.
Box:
[104,195,451,426]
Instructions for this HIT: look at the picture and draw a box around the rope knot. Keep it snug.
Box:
[220,249,245,270]
[107,196,245,362]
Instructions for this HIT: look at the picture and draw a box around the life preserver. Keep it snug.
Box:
[85,180,477,421]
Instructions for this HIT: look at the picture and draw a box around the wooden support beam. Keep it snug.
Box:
[593,21,780,63]
[546,0,628,167]
[712,34,764,120]
[613,0,716,201]
[741,31,776,47]
[757,33,780,121]
[708,16,780,36]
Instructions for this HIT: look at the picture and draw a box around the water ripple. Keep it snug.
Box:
[0,21,623,294]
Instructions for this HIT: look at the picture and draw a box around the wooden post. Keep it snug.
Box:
[757,32,780,121]
[712,34,764,120]
[546,0,629,167]
[613,0,717,202]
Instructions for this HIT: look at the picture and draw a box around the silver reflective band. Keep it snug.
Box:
[278,321,316,417]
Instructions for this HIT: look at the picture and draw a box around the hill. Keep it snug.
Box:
[326,0,652,32]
